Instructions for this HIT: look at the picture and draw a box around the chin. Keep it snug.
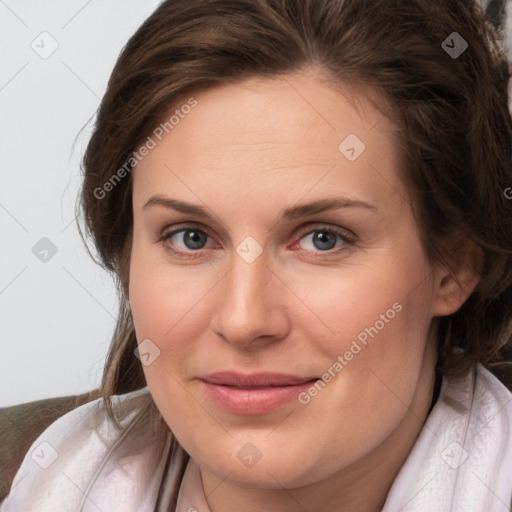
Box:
[193,439,323,488]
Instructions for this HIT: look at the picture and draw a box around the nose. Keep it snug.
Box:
[210,247,291,350]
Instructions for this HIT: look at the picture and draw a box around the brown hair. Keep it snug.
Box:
[77,0,512,505]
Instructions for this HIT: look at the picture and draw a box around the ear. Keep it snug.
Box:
[431,237,483,317]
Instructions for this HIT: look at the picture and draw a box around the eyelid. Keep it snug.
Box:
[293,222,357,242]
[159,221,216,244]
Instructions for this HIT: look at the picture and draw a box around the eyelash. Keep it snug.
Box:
[157,222,357,260]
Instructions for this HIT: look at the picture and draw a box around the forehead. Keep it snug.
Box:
[132,71,406,212]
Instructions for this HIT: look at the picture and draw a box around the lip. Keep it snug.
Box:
[199,371,318,415]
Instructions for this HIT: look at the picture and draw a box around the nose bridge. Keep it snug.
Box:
[211,241,289,346]
[225,244,272,313]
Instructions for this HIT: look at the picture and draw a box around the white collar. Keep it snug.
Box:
[382,365,512,511]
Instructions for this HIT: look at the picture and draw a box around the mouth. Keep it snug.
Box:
[198,371,319,415]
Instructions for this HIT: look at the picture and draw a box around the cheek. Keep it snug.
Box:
[128,243,218,411]
[128,238,210,344]
[288,251,432,356]
[291,243,435,415]
[128,253,204,433]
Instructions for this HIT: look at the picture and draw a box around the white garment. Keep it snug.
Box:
[2,364,511,511]
[382,365,512,511]
[1,389,171,512]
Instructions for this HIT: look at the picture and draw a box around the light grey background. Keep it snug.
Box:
[1,0,511,407]
[0,0,162,407]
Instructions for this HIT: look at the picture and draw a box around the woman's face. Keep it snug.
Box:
[129,70,448,491]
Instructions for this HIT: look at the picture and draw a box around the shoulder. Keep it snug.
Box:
[472,364,512,453]
[476,364,512,406]
[1,388,169,512]
[383,364,512,511]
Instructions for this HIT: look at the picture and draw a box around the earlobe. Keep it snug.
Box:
[431,239,483,317]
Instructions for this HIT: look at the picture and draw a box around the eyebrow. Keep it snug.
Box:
[142,195,378,221]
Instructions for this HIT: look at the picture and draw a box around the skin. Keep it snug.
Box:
[128,67,480,512]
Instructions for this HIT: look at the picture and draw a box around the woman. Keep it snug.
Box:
[2,0,512,510]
